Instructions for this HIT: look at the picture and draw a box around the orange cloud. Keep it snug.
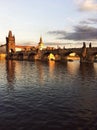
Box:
[75,0,97,11]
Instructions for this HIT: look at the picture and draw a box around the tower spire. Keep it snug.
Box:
[38,36,44,50]
[40,36,42,43]
[8,30,12,37]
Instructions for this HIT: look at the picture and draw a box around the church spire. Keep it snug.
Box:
[40,36,42,43]
[8,30,12,37]
[38,36,44,50]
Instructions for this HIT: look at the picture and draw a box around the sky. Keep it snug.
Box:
[0,0,97,47]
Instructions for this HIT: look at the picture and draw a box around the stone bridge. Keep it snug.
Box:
[7,43,97,63]
[5,31,97,63]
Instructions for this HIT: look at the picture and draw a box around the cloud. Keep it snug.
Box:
[80,18,97,24]
[76,0,97,11]
[65,25,97,40]
[48,25,97,41]
[88,18,97,23]
[79,20,91,25]
[48,30,66,35]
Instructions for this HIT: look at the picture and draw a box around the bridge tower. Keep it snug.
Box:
[80,42,94,63]
[6,30,15,55]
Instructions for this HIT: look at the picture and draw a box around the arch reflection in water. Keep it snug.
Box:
[67,61,79,76]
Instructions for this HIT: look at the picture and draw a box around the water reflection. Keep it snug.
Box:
[79,63,95,78]
[35,61,46,85]
[1,60,97,129]
[6,60,16,88]
[67,61,79,76]
[49,61,55,78]
[5,60,97,87]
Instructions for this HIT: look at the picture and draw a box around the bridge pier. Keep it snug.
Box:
[80,56,94,63]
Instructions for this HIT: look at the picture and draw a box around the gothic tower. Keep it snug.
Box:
[6,30,15,54]
[38,37,44,50]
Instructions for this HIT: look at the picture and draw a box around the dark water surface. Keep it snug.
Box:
[0,60,97,130]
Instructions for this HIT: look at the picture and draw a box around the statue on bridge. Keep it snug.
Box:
[82,42,86,56]
[89,42,92,48]
[83,42,86,48]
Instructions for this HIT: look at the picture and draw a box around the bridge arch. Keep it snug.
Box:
[17,52,23,60]
[42,52,61,61]
[62,51,80,61]
[64,51,80,57]
[28,52,36,61]
[91,52,97,56]
[90,52,97,62]
[41,52,52,61]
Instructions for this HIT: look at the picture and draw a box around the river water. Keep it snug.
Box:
[0,60,97,130]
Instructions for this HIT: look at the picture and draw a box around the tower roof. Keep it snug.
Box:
[8,30,12,37]
[38,36,43,45]
[40,37,42,43]
[38,37,44,50]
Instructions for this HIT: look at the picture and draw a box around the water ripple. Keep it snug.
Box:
[0,60,97,129]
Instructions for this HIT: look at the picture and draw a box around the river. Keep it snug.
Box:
[0,60,97,130]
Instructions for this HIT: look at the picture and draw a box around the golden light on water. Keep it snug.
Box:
[49,60,55,78]
[67,62,79,75]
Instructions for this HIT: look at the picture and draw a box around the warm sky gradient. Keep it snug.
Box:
[0,0,97,47]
